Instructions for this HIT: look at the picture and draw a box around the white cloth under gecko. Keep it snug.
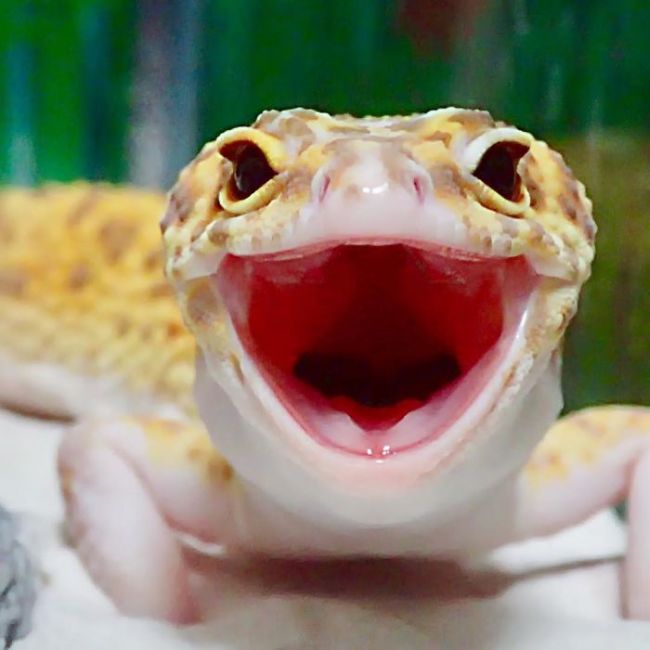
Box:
[2,407,650,650]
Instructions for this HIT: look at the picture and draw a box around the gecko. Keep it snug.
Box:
[0,107,648,627]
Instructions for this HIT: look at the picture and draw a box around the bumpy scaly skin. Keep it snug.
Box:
[163,108,594,370]
[0,108,648,625]
[0,183,195,417]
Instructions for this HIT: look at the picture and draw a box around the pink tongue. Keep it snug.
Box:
[328,396,426,430]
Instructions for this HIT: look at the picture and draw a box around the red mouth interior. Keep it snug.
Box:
[218,244,534,452]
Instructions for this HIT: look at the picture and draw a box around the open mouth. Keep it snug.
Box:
[217,243,537,457]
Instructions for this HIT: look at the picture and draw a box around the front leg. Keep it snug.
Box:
[518,406,650,619]
[58,417,235,623]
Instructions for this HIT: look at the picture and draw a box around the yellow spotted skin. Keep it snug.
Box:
[0,182,195,415]
[161,108,595,378]
[1,110,643,508]
[163,107,595,283]
[135,417,233,485]
[525,405,650,488]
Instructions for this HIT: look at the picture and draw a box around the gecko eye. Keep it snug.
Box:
[216,128,286,214]
[472,141,529,201]
[231,143,277,200]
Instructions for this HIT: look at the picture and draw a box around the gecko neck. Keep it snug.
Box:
[194,351,562,549]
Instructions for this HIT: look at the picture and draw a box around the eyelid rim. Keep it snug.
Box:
[470,177,531,216]
[215,127,288,215]
[215,127,288,171]
[456,127,533,216]
[458,127,533,172]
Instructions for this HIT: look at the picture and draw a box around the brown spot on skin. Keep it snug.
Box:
[0,217,13,243]
[584,218,596,244]
[526,178,545,209]
[186,445,207,463]
[557,302,577,333]
[568,181,581,203]
[99,220,136,262]
[204,455,234,484]
[0,269,26,296]
[149,281,172,299]
[143,249,163,272]
[558,194,578,222]
[429,164,464,197]
[160,182,194,234]
[208,228,228,247]
[67,189,99,226]
[140,325,153,342]
[185,282,221,326]
[59,468,74,501]
[426,130,452,146]
[166,321,185,338]
[190,219,207,243]
[528,221,546,245]
[114,317,130,337]
[230,354,244,383]
[68,263,91,289]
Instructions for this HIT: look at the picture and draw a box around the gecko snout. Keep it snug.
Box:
[313,145,430,206]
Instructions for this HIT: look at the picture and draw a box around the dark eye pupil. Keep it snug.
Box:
[233,145,275,199]
[473,142,527,200]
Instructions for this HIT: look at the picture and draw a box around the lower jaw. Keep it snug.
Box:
[268,326,525,458]
[218,243,537,458]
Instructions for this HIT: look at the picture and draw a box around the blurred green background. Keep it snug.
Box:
[0,0,648,410]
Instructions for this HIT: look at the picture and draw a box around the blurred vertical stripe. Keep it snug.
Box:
[2,0,649,185]
[0,0,648,406]
[2,3,35,184]
[130,0,200,188]
[0,0,135,185]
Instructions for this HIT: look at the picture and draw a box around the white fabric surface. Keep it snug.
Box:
[2,405,650,649]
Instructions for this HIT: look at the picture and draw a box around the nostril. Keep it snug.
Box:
[317,174,331,203]
[412,174,427,204]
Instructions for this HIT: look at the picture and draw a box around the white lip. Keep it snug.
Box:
[215,236,539,461]
[209,285,534,475]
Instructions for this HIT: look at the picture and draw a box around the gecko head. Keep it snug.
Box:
[162,108,595,524]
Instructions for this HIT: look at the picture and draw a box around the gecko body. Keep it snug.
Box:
[0,108,649,624]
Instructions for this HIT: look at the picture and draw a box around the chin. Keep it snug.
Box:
[194,240,564,526]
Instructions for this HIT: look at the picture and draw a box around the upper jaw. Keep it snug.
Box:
[194,189,585,285]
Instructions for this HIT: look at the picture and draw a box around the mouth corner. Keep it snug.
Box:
[217,242,538,458]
